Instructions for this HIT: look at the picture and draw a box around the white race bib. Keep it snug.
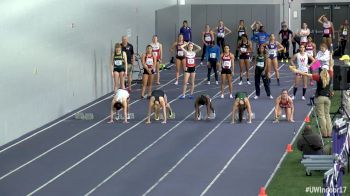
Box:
[300,36,307,43]
[146,59,153,65]
[298,65,308,73]
[269,50,277,55]
[324,29,330,34]
[257,62,264,67]
[177,51,184,56]
[239,31,245,37]
[223,61,231,68]
[217,32,224,38]
[210,53,216,58]
[187,58,195,64]
[240,48,247,53]
[343,29,348,36]
[306,50,313,56]
[115,60,122,66]
[205,36,212,42]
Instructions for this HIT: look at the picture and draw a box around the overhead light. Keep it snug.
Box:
[334,6,341,10]
[178,0,185,5]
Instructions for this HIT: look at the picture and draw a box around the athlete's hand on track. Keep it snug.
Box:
[108,120,114,124]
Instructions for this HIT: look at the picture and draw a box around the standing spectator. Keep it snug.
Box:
[279,23,293,63]
[121,36,135,90]
[338,19,349,55]
[180,20,192,42]
[339,55,350,118]
[297,125,324,156]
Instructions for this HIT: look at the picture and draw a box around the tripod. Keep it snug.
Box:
[308,96,324,146]
[331,90,350,121]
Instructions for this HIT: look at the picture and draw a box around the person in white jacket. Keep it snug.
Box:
[315,43,331,70]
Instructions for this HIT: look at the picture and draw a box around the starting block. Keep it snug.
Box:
[154,112,176,120]
[74,112,94,120]
[115,113,135,120]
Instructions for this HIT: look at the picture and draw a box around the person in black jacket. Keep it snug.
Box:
[297,125,324,156]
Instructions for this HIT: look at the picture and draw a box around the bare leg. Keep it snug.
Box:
[113,72,120,93]
[227,74,233,95]
[221,74,226,96]
[141,74,149,97]
[190,72,196,95]
[182,72,190,96]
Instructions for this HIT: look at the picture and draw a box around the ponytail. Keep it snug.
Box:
[320,68,330,88]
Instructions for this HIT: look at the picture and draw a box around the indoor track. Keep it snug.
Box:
[0,61,313,196]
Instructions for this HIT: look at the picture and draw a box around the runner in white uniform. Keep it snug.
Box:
[290,45,316,100]
[219,45,235,99]
[108,89,130,123]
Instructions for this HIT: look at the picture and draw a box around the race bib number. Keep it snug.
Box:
[300,36,307,43]
[205,36,212,42]
[269,50,277,55]
[115,60,122,66]
[146,59,153,65]
[223,61,231,69]
[240,48,247,53]
[298,65,308,73]
[257,62,264,67]
[324,29,330,34]
[306,50,313,56]
[152,52,158,57]
[177,51,184,56]
[239,31,245,37]
[343,29,348,36]
[217,32,224,38]
[187,58,195,64]
[210,53,216,58]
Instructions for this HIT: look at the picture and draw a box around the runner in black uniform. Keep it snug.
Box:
[253,45,272,100]
[194,94,215,120]
[278,24,293,63]
[237,34,252,85]
[111,44,128,94]
[213,20,232,52]
[146,90,174,124]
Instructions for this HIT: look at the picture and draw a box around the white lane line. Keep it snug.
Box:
[142,83,259,196]
[0,63,175,154]
[0,66,181,181]
[26,69,216,196]
[83,67,254,195]
[200,85,293,196]
[0,95,113,154]
[264,108,313,189]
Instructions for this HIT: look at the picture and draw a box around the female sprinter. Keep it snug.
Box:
[237,34,253,85]
[150,35,163,85]
[179,42,201,99]
[264,34,284,85]
[290,44,316,100]
[108,88,130,124]
[231,92,253,124]
[298,22,310,46]
[213,20,232,51]
[194,94,215,121]
[141,45,156,99]
[111,44,128,93]
[318,15,335,49]
[273,89,295,123]
[219,45,235,99]
[253,45,272,100]
[170,34,187,85]
[146,90,174,124]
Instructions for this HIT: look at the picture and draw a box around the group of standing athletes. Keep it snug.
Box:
[108,16,347,128]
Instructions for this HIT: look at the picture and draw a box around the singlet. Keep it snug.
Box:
[239,41,249,54]
[238,26,246,37]
[323,21,332,36]
[114,52,124,68]
[316,50,330,69]
[115,89,129,103]
[236,92,247,100]
[151,90,165,102]
[296,53,309,72]
[144,54,154,68]
[281,30,291,40]
[204,32,212,43]
[279,97,291,108]
[300,28,309,43]
[151,42,161,60]
[222,54,232,69]
[256,55,265,68]
[305,42,314,56]
[267,41,278,56]
[176,41,184,57]
[341,26,349,39]
[217,26,225,38]
[186,51,196,67]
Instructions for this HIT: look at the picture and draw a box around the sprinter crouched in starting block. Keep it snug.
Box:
[231,92,253,124]
[108,89,130,124]
[146,90,175,124]
[194,94,216,120]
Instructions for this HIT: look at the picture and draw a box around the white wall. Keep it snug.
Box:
[0,0,176,146]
